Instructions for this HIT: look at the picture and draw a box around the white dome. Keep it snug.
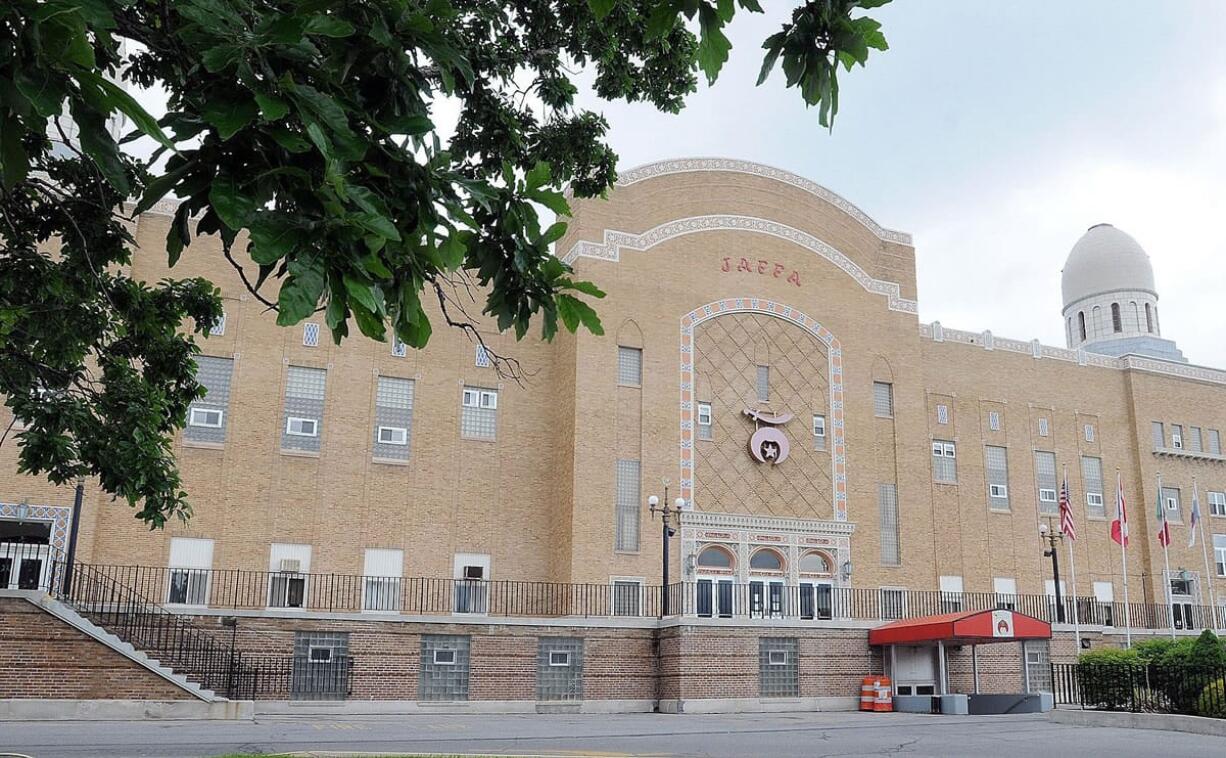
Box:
[1061,224,1156,308]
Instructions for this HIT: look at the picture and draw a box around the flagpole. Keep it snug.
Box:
[1062,465,1081,651]
[1159,472,1176,641]
[1115,469,1132,647]
[1194,477,1217,632]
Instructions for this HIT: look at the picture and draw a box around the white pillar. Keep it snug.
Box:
[972,645,980,694]
[937,641,947,695]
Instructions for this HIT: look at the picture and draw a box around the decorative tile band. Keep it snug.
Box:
[680,299,848,522]
[563,215,918,314]
[919,322,1226,386]
[614,158,912,245]
[0,502,71,552]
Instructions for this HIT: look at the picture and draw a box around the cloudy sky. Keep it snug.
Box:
[570,1,1226,366]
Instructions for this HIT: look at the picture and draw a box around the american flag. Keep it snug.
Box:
[1059,473,1077,541]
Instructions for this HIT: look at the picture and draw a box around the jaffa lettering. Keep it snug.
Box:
[720,257,801,287]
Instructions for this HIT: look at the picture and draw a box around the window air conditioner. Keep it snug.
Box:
[279,559,302,573]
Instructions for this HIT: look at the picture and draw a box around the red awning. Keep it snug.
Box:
[868,609,1051,646]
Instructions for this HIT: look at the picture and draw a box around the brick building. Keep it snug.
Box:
[2,158,1224,711]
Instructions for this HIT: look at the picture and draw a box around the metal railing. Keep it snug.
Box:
[62,561,1226,629]
[243,654,353,701]
[1054,662,1226,718]
[2,543,258,700]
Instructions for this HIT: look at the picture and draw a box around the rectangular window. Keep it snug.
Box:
[167,537,213,606]
[1210,429,1222,456]
[1162,486,1182,522]
[1084,423,1095,443]
[612,580,642,616]
[1152,421,1166,449]
[1081,456,1105,518]
[697,402,713,440]
[1038,417,1050,437]
[1035,451,1058,515]
[617,346,642,386]
[813,414,826,450]
[268,543,311,609]
[282,366,326,452]
[1172,424,1184,449]
[985,445,1009,510]
[1093,581,1115,626]
[873,381,894,418]
[1209,491,1226,517]
[1214,535,1226,577]
[285,416,318,437]
[936,404,949,425]
[756,365,770,402]
[453,556,490,614]
[537,638,583,701]
[302,322,320,347]
[932,440,957,483]
[362,548,403,612]
[188,407,224,428]
[374,376,414,461]
[758,638,799,697]
[185,356,234,444]
[940,575,964,612]
[209,311,226,336]
[419,635,470,701]
[460,387,497,440]
[994,577,1017,610]
[988,411,1001,432]
[879,484,900,565]
[615,460,641,551]
[391,335,407,357]
[880,588,906,620]
[474,344,491,368]
[1189,426,1203,453]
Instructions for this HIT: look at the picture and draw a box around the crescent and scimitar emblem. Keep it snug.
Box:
[743,408,792,465]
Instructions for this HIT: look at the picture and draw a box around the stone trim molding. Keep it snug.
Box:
[564,215,918,314]
[680,510,855,536]
[0,502,70,552]
[920,321,1226,386]
[615,158,912,245]
[680,299,848,522]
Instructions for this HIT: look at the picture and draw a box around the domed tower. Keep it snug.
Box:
[1061,224,1185,362]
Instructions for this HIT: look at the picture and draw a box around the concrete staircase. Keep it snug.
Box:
[25,590,219,702]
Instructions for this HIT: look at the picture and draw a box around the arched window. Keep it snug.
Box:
[1145,303,1154,333]
[1130,302,1140,331]
[1111,303,1122,333]
[799,552,832,576]
[697,546,734,570]
[1065,317,1072,345]
[749,549,784,572]
[1091,306,1102,338]
[1078,311,1087,341]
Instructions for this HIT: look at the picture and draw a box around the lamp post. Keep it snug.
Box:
[1040,520,1065,623]
[62,475,85,596]
[647,480,685,618]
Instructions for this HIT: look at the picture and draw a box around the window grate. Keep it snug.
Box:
[209,312,226,336]
[879,484,900,565]
[1038,417,1049,437]
[474,344,491,368]
[985,445,1009,510]
[303,322,320,347]
[936,404,949,425]
[615,460,641,551]
[1035,451,1058,515]
[988,411,1001,432]
[617,346,642,386]
[1081,456,1105,518]
[873,382,893,418]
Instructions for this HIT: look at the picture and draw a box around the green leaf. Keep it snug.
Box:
[566,279,606,299]
[555,294,604,335]
[254,93,290,122]
[248,213,304,264]
[80,71,177,153]
[208,175,256,230]
[757,32,786,85]
[0,114,29,189]
[343,274,380,315]
[542,221,568,245]
[437,231,467,268]
[588,0,617,19]
[306,15,356,37]
[14,70,65,118]
[525,161,551,191]
[276,255,327,325]
[135,159,193,215]
[201,44,244,73]
[696,3,733,84]
[201,95,259,140]
[526,188,571,217]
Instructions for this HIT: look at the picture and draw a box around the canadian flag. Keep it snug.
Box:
[1110,472,1129,547]
[1156,474,1172,548]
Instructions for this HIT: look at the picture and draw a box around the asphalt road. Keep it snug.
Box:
[1,710,1222,758]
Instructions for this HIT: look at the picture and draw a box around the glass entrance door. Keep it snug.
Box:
[0,518,53,591]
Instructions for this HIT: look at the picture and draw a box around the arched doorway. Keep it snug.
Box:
[694,545,736,618]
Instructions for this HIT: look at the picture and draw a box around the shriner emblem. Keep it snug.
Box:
[743,408,794,465]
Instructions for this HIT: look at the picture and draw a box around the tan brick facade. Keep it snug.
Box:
[3,158,1225,620]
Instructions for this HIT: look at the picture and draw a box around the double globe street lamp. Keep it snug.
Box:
[647,481,686,618]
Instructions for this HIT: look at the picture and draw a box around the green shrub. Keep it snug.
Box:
[1196,678,1226,719]
[1079,647,1140,665]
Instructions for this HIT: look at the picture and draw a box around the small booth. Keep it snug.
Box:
[868,609,1053,715]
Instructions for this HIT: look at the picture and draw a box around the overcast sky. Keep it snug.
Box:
[569,1,1226,366]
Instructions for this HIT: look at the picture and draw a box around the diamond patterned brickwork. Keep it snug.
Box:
[692,311,833,519]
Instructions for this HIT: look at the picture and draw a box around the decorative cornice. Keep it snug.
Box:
[920,321,1226,386]
[564,215,918,314]
[616,158,912,245]
[680,510,856,536]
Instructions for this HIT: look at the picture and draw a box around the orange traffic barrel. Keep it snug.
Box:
[872,675,893,712]
[860,676,879,711]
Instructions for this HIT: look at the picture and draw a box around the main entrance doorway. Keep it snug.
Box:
[0,518,53,590]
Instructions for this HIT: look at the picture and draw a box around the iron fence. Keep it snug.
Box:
[64,561,1226,629]
[243,654,353,700]
[1053,662,1226,718]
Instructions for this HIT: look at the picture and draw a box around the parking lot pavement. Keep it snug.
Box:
[3,710,1224,758]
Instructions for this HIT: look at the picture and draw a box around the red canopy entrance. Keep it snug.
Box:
[868,608,1051,646]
